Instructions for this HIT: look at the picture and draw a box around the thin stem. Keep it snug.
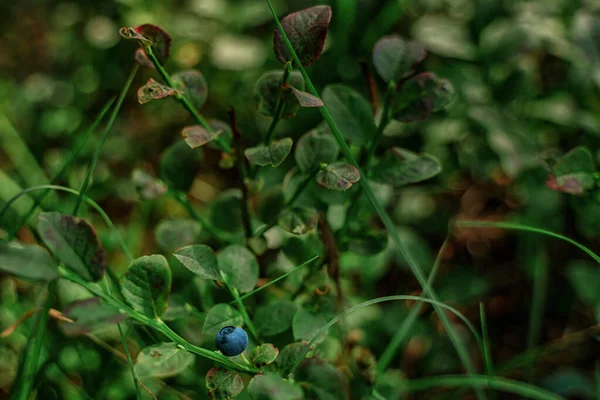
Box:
[526,241,548,382]
[143,46,231,154]
[480,303,497,399]
[229,107,253,240]
[221,272,259,343]
[286,166,321,206]
[264,62,292,145]
[8,98,116,239]
[74,65,139,216]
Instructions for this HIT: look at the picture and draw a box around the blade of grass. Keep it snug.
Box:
[8,280,57,400]
[480,302,497,399]
[376,238,448,378]
[525,241,548,382]
[231,255,319,303]
[9,97,116,239]
[73,64,139,216]
[288,294,483,377]
[264,3,485,397]
[402,375,565,400]
[0,170,36,228]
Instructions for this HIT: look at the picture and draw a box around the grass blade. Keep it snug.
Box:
[480,302,496,399]
[73,64,139,216]
[263,3,485,397]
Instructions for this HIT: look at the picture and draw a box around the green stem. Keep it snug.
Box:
[286,165,322,206]
[480,303,497,399]
[74,65,139,216]
[229,108,253,240]
[57,266,257,374]
[143,46,231,154]
[221,272,260,343]
[264,62,293,145]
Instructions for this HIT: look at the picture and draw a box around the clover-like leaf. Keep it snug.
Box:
[546,146,596,195]
[392,72,454,122]
[206,368,244,400]
[37,212,105,282]
[274,6,332,66]
[278,207,319,235]
[203,304,243,336]
[295,129,339,172]
[248,373,303,400]
[155,219,201,252]
[119,24,172,63]
[60,297,127,336]
[159,140,203,193]
[322,84,376,146]
[250,343,279,366]
[132,169,167,200]
[371,147,442,186]
[284,84,323,107]
[134,342,194,379]
[181,126,223,149]
[255,71,305,118]
[0,242,58,281]
[121,255,172,317]
[254,300,297,336]
[245,138,293,167]
[137,78,180,104]
[372,35,426,82]
[217,245,259,294]
[174,244,220,280]
[316,162,360,191]
[172,70,208,110]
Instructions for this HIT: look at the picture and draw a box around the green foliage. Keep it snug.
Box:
[217,245,259,293]
[121,255,172,317]
[159,140,202,193]
[60,297,126,335]
[203,304,243,336]
[254,300,297,336]
[371,148,442,187]
[316,162,360,191]
[206,368,244,399]
[134,342,194,379]
[174,244,220,280]
[245,138,293,167]
[247,373,304,400]
[255,71,305,118]
[0,242,58,281]
[250,343,279,366]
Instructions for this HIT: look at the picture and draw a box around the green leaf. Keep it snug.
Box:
[119,24,172,63]
[255,300,297,336]
[60,297,127,336]
[322,84,376,146]
[218,245,259,293]
[546,146,596,195]
[211,189,244,233]
[181,126,223,149]
[278,207,319,235]
[371,147,442,186]
[134,342,194,379]
[172,70,208,110]
[274,6,332,66]
[160,140,203,193]
[372,35,426,82]
[248,372,304,400]
[276,342,310,376]
[295,359,350,400]
[391,72,455,122]
[132,169,167,200]
[255,71,305,118]
[316,162,360,191]
[245,138,293,167]
[257,187,285,225]
[154,218,201,253]
[284,84,324,107]
[295,129,339,172]
[137,78,179,104]
[345,229,388,256]
[292,308,328,344]
[567,261,600,306]
[0,242,58,281]
[250,344,279,366]
[37,212,105,282]
[121,255,172,317]
[207,119,234,151]
[174,244,220,280]
[203,303,243,336]
[206,367,244,400]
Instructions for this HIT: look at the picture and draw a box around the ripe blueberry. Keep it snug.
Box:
[215,326,248,356]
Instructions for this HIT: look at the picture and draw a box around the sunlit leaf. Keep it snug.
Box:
[206,368,244,400]
[0,242,58,281]
[278,207,319,235]
[274,6,332,66]
[322,84,376,146]
[174,244,220,280]
[248,373,303,400]
[250,343,279,366]
[121,255,172,317]
[60,297,127,336]
[255,71,305,118]
[217,245,259,294]
[391,72,454,122]
[372,35,426,82]
[203,304,243,336]
[137,78,179,104]
[371,147,442,186]
[134,342,194,379]
[254,300,297,336]
[316,162,360,191]
[245,138,293,167]
[37,212,105,282]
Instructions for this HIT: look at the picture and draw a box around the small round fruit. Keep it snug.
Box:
[215,326,248,356]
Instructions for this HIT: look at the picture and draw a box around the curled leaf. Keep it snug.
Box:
[137,78,180,104]
[284,84,323,107]
[181,126,223,149]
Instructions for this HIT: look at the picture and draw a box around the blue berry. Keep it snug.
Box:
[215,326,248,356]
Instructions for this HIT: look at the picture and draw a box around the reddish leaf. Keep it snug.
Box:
[137,78,180,104]
[134,48,155,68]
[284,84,324,107]
[316,162,360,191]
[135,24,171,63]
[181,126,223,149]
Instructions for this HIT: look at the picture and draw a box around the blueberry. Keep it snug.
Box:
[215,326,248,356]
